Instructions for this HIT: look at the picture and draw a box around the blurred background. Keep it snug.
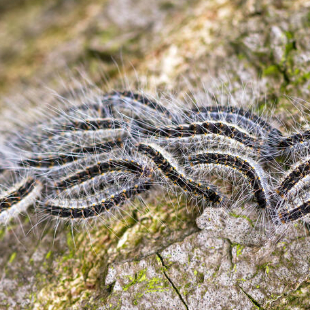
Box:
[1,1,310,309]
[1,0,309,99]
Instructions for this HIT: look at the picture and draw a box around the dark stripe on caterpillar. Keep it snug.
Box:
[36,118,126,146]
[51,118,125,132]
[56,171,138,199]
[188,106,281,137]
[277,200,310,223]
[19,138,127,168]
[276,158,310,197]
[278,130,310,148]
[137,143,223,203]
[0,176,36,212]
[188,152,270,209]
[22,127,126,157]
[42,179,152,219]
[53,159,151,191]
[141,121,262,152]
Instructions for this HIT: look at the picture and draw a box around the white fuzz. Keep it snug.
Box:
[1,76,310,240]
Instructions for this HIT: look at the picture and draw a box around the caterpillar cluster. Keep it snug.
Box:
[1,89,310,233]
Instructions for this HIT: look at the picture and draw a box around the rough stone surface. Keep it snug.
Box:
[1,0,310,309]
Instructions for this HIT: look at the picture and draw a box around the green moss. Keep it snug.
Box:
[8,252,16,264]
[257,263,271,276]
[123,269,148,291]
[160,2,175,10]
[263,65,281,77]
[0,228,5,240]
[229,212,254,227]
[45,251,52,260]
[235,244,244,257]
[122,269,170,305]
[284,31,296,58]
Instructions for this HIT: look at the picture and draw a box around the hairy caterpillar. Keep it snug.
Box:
[18,137,128,168]
[276,197,310,224]
[137,142,224,204]
[276,156,310,198]
[1,84,310,237]
[42,178,152,219]
[187,151,272,210]
[187,105,282,139]
[50,158,151,191]
[276,130,310,160]
[0,169,42,224]
[132,117,276,161]
[55,171,139,199]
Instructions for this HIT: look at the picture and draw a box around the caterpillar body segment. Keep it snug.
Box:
[0,176,36,211]
[48,118,126,133]
[275,130,310,160]
[51,159,153,191]
[41,179,153,219]
[184,105,282,159]
[152,119,276,159]
[9,122,128,158]
[54,171,140,200]
[278,130,310,148]
[0,171,42,224]
[152,134,264,163]
[276,157,310,198]
[188,105,282,138]
[187,151,272,210]
[274,192,310,224]
[137,142,224,204]
[135,120,269,155]
[278,202,310,223]
[11,125,130,169]
[18,137,131,169]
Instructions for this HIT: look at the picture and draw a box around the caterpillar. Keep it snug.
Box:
[55,171,139,199]
[277,201,310,223]
[45,118,126,133]
[276,130,310,160]
[187,151,272,210]
[274,190,310,224]
[63,90,176,122]
[276,157,310,198]
[0,170,42,224]
[136,120,265,153]
[187,105,282,139]
[278,131,310,148]
[18,137,129,168]
[41,178,152,219]
[50,158,152,191]
[137,142,224,204]
[2,84,310,235]
[273,156,310,225]
[155,135,259,161]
